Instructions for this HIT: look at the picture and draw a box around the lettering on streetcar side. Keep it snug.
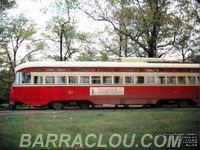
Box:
[90,87,124,96]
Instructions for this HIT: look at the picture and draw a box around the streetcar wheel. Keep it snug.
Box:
[52,102,63,110]
[178,100,188,108]
[11,105,16,110]
[79,102,89,109]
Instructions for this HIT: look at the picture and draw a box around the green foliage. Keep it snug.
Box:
[0,70,14,104]
[43,0,90,61]
[0,0,16,43]
[7,14,36,41]
[188,50,200,63]
[76,47,110,61]
[76,50,96,61]
[0,14,37,73]
[0,0,16,12]
[81,0,199,59]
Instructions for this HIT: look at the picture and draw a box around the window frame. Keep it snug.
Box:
[80,76,90,84]
[125,76,134,84]
[167,76,176,84]
[114,76,123,84]
[177,76,186,84]
[103,76,112,84]
[68,76,78,84]
[21,72,31,84]
[34,76,43,84]
[187,76,196,84]
[57,76,67,84]
[136,76,145,84]
[157,76,166,84]
[146,76,155,84]
[69,68,78,72]
[46,68,54,72]
[91,76,101,84]
[80,68,89,72]
[45,76,55,84]
[146,69,154,72]
[57,68,66,72]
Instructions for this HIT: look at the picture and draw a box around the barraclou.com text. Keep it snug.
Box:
[19,133,182,148]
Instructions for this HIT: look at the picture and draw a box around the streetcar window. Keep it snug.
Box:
[157,76,166,84]
[136,76,144,84]
[167,76,176,84]
[125,68,133,72]
[91,76,101,84]
[198,77,200,84]
[177,76,186,84]
[80,76,89,84]
[188,69,195,72]
[46,68,54,72]
[15,72,21,84]
[177,69,184,72]
[146,69,154,72]
[157,68,165,72]
[125,76,134,84]
[114,76,123,84]
[146,76,155,84]
[69,76,78,84]
[167,69,175,72]
[187,76,196,84]
[136,69,144,72]
[45,76,55,84]
[92,68,100,72]
[103,68,111,72]
[34,68,42,72]
[34,76,43,84]
[114,68,122,72]
[103,76,112,84]
[80,68,89,72]
[21,72,31,84]
[58,68,66,72]
[69,68,78,72]
[57,76,67,84]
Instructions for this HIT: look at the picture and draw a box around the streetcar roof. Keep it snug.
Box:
[15,61,200,72]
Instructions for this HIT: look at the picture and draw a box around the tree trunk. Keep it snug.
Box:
[119,35,122,57]
[148,50,154,57]
[124,36,128,57]
[60,32,63,61]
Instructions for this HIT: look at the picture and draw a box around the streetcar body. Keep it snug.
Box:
[10,59,200,109]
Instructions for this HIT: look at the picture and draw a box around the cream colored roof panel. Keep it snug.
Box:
[15,61,200,72]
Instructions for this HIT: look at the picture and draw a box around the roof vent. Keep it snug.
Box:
[116,57,180,63]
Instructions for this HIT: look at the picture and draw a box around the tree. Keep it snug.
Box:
[45,16,88,61]
[0,0,16,104]
[174,0,200,61]
[80,0,198,59]
[0,0,16,43]
[1,14,37,73]
[0,0,15,12]
[0,70,14,104]
[43,0,89,61]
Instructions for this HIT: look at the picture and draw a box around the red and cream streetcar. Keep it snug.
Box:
[9,58,200,110]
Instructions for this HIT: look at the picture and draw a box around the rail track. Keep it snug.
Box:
[0,105,199,115]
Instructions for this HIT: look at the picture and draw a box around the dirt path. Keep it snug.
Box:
[0,107,199,115]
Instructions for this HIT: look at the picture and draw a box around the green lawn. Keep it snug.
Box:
[0,109,199,150]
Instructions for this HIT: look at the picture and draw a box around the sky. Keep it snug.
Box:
[8,0,52,28]
[6,0,107,61]
[8,0,104,33]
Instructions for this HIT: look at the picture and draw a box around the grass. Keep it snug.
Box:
[0,108,199,150]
